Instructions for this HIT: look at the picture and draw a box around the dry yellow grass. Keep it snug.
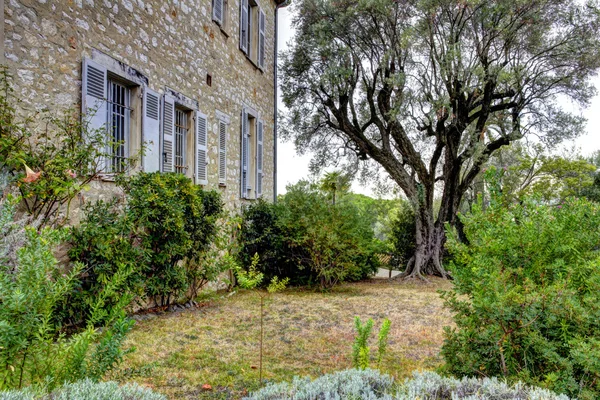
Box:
[111,278,454,399]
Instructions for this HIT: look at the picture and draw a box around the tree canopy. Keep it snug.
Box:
[281,0,600,278]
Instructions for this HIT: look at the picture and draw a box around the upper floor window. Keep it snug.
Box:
[240,107,264,199]
[239,0,266,70]
[213,0,229,33]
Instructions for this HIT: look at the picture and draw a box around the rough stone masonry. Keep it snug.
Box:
[2,0,283,218]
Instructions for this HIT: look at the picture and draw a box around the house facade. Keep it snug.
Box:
[1,0,286,212]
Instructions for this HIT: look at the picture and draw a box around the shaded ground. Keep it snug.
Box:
[111,278,454,399]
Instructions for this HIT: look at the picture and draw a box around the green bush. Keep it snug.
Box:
[70,172,224,308]
[442,196,600,399]
[389,201,415,269]
[239,181,379,288]
[66,199,146,325]
[0,379,166,399]
[0,198,133,391]
[244,369,569,400]
[121,172,223,305]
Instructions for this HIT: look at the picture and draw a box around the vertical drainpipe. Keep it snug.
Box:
[1,0,5,64]
[273,0,290,203]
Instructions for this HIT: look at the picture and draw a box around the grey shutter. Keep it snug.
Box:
[162,94,175,173]
[218,120,227,185]
[240,0,248,54]
[258,9,266,69]
[213,0,223,25]
[196,111,208,185]
[240,108,249,198]
[142,88,161,172]
[256,119,264,197]
[82,58,107,137]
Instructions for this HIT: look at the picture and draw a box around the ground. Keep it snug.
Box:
[111,278,454,399]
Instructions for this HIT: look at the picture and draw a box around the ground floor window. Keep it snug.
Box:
[174,108,188,174]
[107,79,131,173]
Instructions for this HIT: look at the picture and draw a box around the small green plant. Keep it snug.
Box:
[352,317,391,370]
[377,318,391,366]
[234,253,289,385]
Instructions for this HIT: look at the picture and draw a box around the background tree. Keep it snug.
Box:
[281,0,600,278]
[319,171,351,205]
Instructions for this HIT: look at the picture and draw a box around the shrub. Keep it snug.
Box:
[244,370,569,400]
[66,199,145,325]
[0,379,166,400]
[70,172,224,308]
[442,196,600,399]
[389,200,415,269]
[121,172,223,305]
[239,181,380,288]
[395,371,571,400]
[243,368,394,400]
[0,198,133,391]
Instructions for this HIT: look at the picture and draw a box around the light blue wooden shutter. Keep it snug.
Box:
[256,119,264,197]
[82,58,107,138]
[218,120,227,185]
[162,94,175,173]
[240,0,248,54]
[142,88,161,172]
[258,9,266,69]
[213,0,223,25]
[196,111,208,185]
[240,108,250,198]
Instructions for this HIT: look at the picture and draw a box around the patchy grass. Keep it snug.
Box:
[111,278,454,399]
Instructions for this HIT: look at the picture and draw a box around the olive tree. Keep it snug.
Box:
[280,0,600,278]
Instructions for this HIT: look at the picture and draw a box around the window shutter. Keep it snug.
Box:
[162,94,175,173]
[240,108,249,198]
[142,88,161,172]
[258,9,266,69]
[81,58,108,137]
[196,111,208,185]
[218,120,227,185]
[256,119,264,197]
[213,0,223,25]
[240,0,248,54]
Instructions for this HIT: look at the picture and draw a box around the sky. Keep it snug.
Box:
[275,6,600,198]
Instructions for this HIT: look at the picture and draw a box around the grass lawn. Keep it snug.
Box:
[111,278,454,399]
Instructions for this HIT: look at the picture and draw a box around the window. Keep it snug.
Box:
[213,0,229,32]
[107,79,131,173]
[82,57,145,176]
[174,108,188,174]
[240,107,264,199]
[218,118,228,185]
[240,0,265,70]
[162,91,207,185]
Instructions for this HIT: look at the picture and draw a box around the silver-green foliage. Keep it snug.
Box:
[245,370,571,400]
[243,368,394,400]
[0,379,166,400]
[396,372,571,400]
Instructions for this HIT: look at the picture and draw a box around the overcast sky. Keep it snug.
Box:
[275,6,600,197]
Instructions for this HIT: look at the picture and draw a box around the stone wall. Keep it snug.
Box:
[3,0,278,217]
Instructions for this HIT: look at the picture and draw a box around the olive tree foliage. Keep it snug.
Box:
[280,0,600,278]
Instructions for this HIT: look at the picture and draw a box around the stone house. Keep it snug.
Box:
[0,0,288,212]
